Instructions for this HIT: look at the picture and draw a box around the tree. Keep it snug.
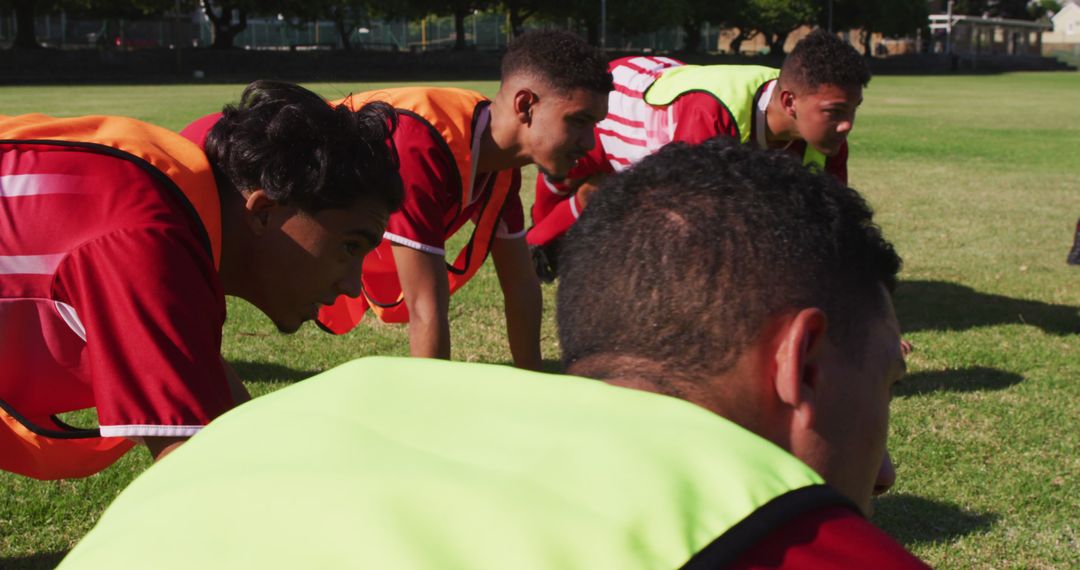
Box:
[738,0,818,54]
[327,1,374,50]
[526,0,601,45]
[1,0,66,49]
[950,0,1042,18]
[393,0,493,50]
[502,0,542,38]
[608,0,681,38]
[8,0,41,49]
[831,0,928,56]
[1,0,178,49]
[1031,0,1061,18]
[277,0,377,50]
[677,0,745,53]
[200,0,257,49]
[63,0,192,48]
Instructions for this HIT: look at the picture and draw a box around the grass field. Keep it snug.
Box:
[2,72,1079,569]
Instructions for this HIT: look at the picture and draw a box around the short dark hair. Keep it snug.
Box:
[780,30,871,92]
[206,80,404,214]
[501,30,613,95]
[557,139,901,379]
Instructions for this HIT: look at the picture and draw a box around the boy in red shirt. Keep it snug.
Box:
[0,81,403,479]
[316,31,611,368]
[528,31,868,280]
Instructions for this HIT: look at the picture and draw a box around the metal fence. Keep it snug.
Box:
[0,9,719,52]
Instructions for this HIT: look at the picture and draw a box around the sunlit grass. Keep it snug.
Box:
[2,72,1079,568]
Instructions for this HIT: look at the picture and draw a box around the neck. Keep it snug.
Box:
[217,190,252,299]
[476,97,528,174]
[764,88,798,148]
[568,354,722,409]
[568,352,784,446]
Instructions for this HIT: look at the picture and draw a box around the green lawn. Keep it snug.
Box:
[2,72,1079,569]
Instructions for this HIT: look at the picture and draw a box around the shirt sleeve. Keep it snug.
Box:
[383,117,459,256]
[729,506,930,570]
[672,92,739,144]
[54,224,231,438]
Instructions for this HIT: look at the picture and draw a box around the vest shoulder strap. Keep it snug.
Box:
[643,65,779,144]
[334,88,487,205]
[0,114,222,266]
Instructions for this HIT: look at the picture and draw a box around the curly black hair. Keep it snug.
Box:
[780,29,871,92]
[205,80,404,214]
[557,138,901,379]
[501,30,613,95]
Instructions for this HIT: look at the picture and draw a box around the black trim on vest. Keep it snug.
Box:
[680,485,861,570]
[0,139,215,264]
[0,399,101,440]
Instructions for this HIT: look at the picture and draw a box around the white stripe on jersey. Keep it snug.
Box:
[0,253,66,275]
[542,174,569,196]
[100,424,204,438]
[0,174,87,197]
[599,58,686,171]
[54,301,87,342]
[598,133,652,169]
[382,232,446,257]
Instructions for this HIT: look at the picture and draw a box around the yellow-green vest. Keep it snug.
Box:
[61,357,857,569]
[644,64,827,170]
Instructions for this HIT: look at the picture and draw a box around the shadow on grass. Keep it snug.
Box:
[896,366,1023,397]
[495,359,564,374]
[230,360,319,384]
[0,551,69,569]
[895,280,1080,336]
[872,493,998,547]
[539,358,564,374]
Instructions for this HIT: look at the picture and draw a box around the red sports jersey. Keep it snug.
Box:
[180,108,526,257]
[528,57,847,247]
[732,506,930,569]
[0,143,232,439]
[388,105,524,257]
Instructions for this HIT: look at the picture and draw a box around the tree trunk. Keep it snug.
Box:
[729,28,754,55]
[508,7,529,38]
[12,0,40,49]
[768,31,790,55]
[334,7,352,50]
[454,8,467,50]
[583,18,599,47]
[682,19,702,53]
[203,1,248,49]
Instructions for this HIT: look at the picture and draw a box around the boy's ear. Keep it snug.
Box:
[780,89,798,119]
[241,189,277,236]
[772,308,828,429]
[513,88,537,125]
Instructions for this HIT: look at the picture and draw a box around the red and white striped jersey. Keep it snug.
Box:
[600,56,688,170]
